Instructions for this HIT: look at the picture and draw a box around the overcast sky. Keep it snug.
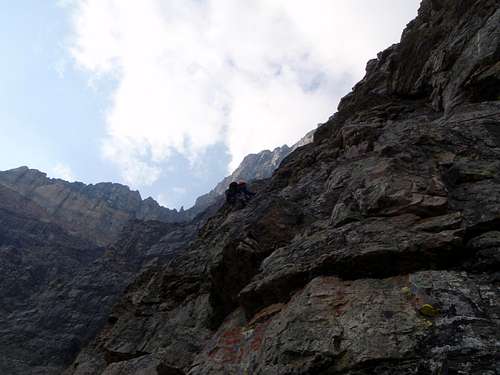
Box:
[0,0,420,209]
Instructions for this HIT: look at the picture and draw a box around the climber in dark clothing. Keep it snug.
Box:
[225,182,239,205]
[225,181,255,206]
[237,181,255,200]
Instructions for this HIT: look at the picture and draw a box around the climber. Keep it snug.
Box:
[225,181,239,205]
[237,181,255,200]
[225,181,255,207]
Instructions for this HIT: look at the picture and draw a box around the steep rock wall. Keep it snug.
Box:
[67,0,500,373]
[0,179,218,375]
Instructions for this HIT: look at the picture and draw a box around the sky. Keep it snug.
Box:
[0,0,420,209]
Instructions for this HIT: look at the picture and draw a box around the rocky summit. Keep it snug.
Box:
[2,0,500,374]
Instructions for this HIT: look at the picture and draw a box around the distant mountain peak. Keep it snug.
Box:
[0,167,183,245]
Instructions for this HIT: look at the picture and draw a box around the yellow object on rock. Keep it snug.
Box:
[419,304,439,317]
[401,286,412,296]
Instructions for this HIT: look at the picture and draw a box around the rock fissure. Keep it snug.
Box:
[104,350,150,365]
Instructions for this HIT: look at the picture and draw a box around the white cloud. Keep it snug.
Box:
[156,187,186,208]
[155,193,170,208]
[51,162,76,181]
[54,58,67,78]
[172,186,187,195]
[57,0,77,7]
[65,0,419,184]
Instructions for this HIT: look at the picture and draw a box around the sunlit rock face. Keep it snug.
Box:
[0,167,185,246]
[65,1,500,374]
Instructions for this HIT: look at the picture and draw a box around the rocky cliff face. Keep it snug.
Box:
[0,171,219,375]
[0,183,102,374]
[66,1,500,374]
[0,167,185,246]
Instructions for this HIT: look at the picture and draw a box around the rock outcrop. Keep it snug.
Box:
[66,0,500,374]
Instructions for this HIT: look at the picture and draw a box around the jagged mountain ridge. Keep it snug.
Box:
[0,166,183,246]
[0,127,313,229]
[65,0,500,374]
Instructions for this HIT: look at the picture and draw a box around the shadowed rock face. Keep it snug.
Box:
[0,168,203,374]
[65,1,500,374]
[0,175,220,375]
[0,185,103,375]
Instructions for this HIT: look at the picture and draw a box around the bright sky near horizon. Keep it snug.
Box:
[0,0,420,209]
